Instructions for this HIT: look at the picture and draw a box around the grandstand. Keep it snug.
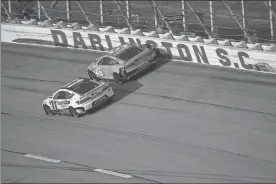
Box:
[1,0,276,44]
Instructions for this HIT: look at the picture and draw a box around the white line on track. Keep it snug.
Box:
[94,168,133,179]
[23,152,132,178]
[24,154,61,163]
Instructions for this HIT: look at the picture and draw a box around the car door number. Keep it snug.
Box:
[50,100,58,110]
[96,68,104,76]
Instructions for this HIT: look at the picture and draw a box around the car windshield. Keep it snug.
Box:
[116,46,142,62]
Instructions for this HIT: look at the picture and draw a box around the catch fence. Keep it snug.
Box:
[1,0,276,44]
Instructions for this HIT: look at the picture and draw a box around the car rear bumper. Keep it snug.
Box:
[124,57,157,79]
[76,87,115,113]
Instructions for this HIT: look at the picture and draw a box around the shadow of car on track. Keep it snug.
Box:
[77,53,172,118]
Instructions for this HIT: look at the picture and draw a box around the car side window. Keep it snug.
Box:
[99,57,111,65]
[109,58,119,65]
[64,91,74,99]
[57,91,67,99]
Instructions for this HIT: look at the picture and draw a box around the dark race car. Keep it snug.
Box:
[87,43,160,83]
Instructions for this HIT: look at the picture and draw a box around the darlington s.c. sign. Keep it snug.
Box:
[51,29,275,71]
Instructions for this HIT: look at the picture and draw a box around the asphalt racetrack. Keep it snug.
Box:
[1,43,276,183]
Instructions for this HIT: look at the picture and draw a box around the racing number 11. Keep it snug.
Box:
[50,100,58,110]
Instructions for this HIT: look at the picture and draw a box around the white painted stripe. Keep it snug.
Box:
[24,154,61,163]
[94,168,133,179]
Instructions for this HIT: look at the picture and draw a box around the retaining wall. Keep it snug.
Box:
[1,20,276,73]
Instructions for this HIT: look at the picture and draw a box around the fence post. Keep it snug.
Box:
[186,1,212,38]
[154,2,158,27]
[223,0,251,42]
[151,0,173,34]
[100,0,104,25]
[75,1,92,25]
[209,1,215,34]
[7,0,11,13]
[241,0,248,38]
[1,1,12,20]
[66,0,71,22]
[181,0,187,32]
[269,0,275,41]
[113,0,133,30]
[37,0,41,20]
[126,0,130,19]
[148,0,158,27]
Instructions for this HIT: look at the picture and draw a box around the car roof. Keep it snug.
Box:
[109,44,134,57]
[61,77,100,95]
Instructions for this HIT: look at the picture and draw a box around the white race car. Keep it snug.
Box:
[42,77,115,118]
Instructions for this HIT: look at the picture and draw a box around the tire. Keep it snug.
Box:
[43,104,55,116]
[113,73,125,84]
[143,44,152,49]
[88,70,99,81]
[150,62,157,70]
[109,95,115,102]
[154,48,161,57]
[69,106,80,118]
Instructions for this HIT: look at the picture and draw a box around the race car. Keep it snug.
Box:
[87,43,160,83]
[42,77,115,118]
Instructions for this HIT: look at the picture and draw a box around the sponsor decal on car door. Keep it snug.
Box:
[56,99,70,109]
[50,99,70,112]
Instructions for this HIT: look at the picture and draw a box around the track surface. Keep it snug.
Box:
[2,43,276,183]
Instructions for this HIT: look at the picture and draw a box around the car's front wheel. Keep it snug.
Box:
[113,73,125,84]
[69,106,80,118]
[88,70,99,81]
[43,104,55,116]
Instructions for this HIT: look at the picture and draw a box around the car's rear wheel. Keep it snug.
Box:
[88,70,99,81]
[43,104,55,116]
[113,73,125,84]
[154,48,161,57]
[150,62,157,70]
[143,44,160,57]
[109,94,115,102]
[69,106,80,118]
[143,43,152,49]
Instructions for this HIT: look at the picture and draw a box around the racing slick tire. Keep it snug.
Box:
[150,62,157,70]
[43,104,55,116]
[143,43,152,49]
[143,44,160,57]
[69,106,80,118]
[88,70,99,81]
[109,94,115,102]
[154,48,161,57]
[113,73,125,84]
